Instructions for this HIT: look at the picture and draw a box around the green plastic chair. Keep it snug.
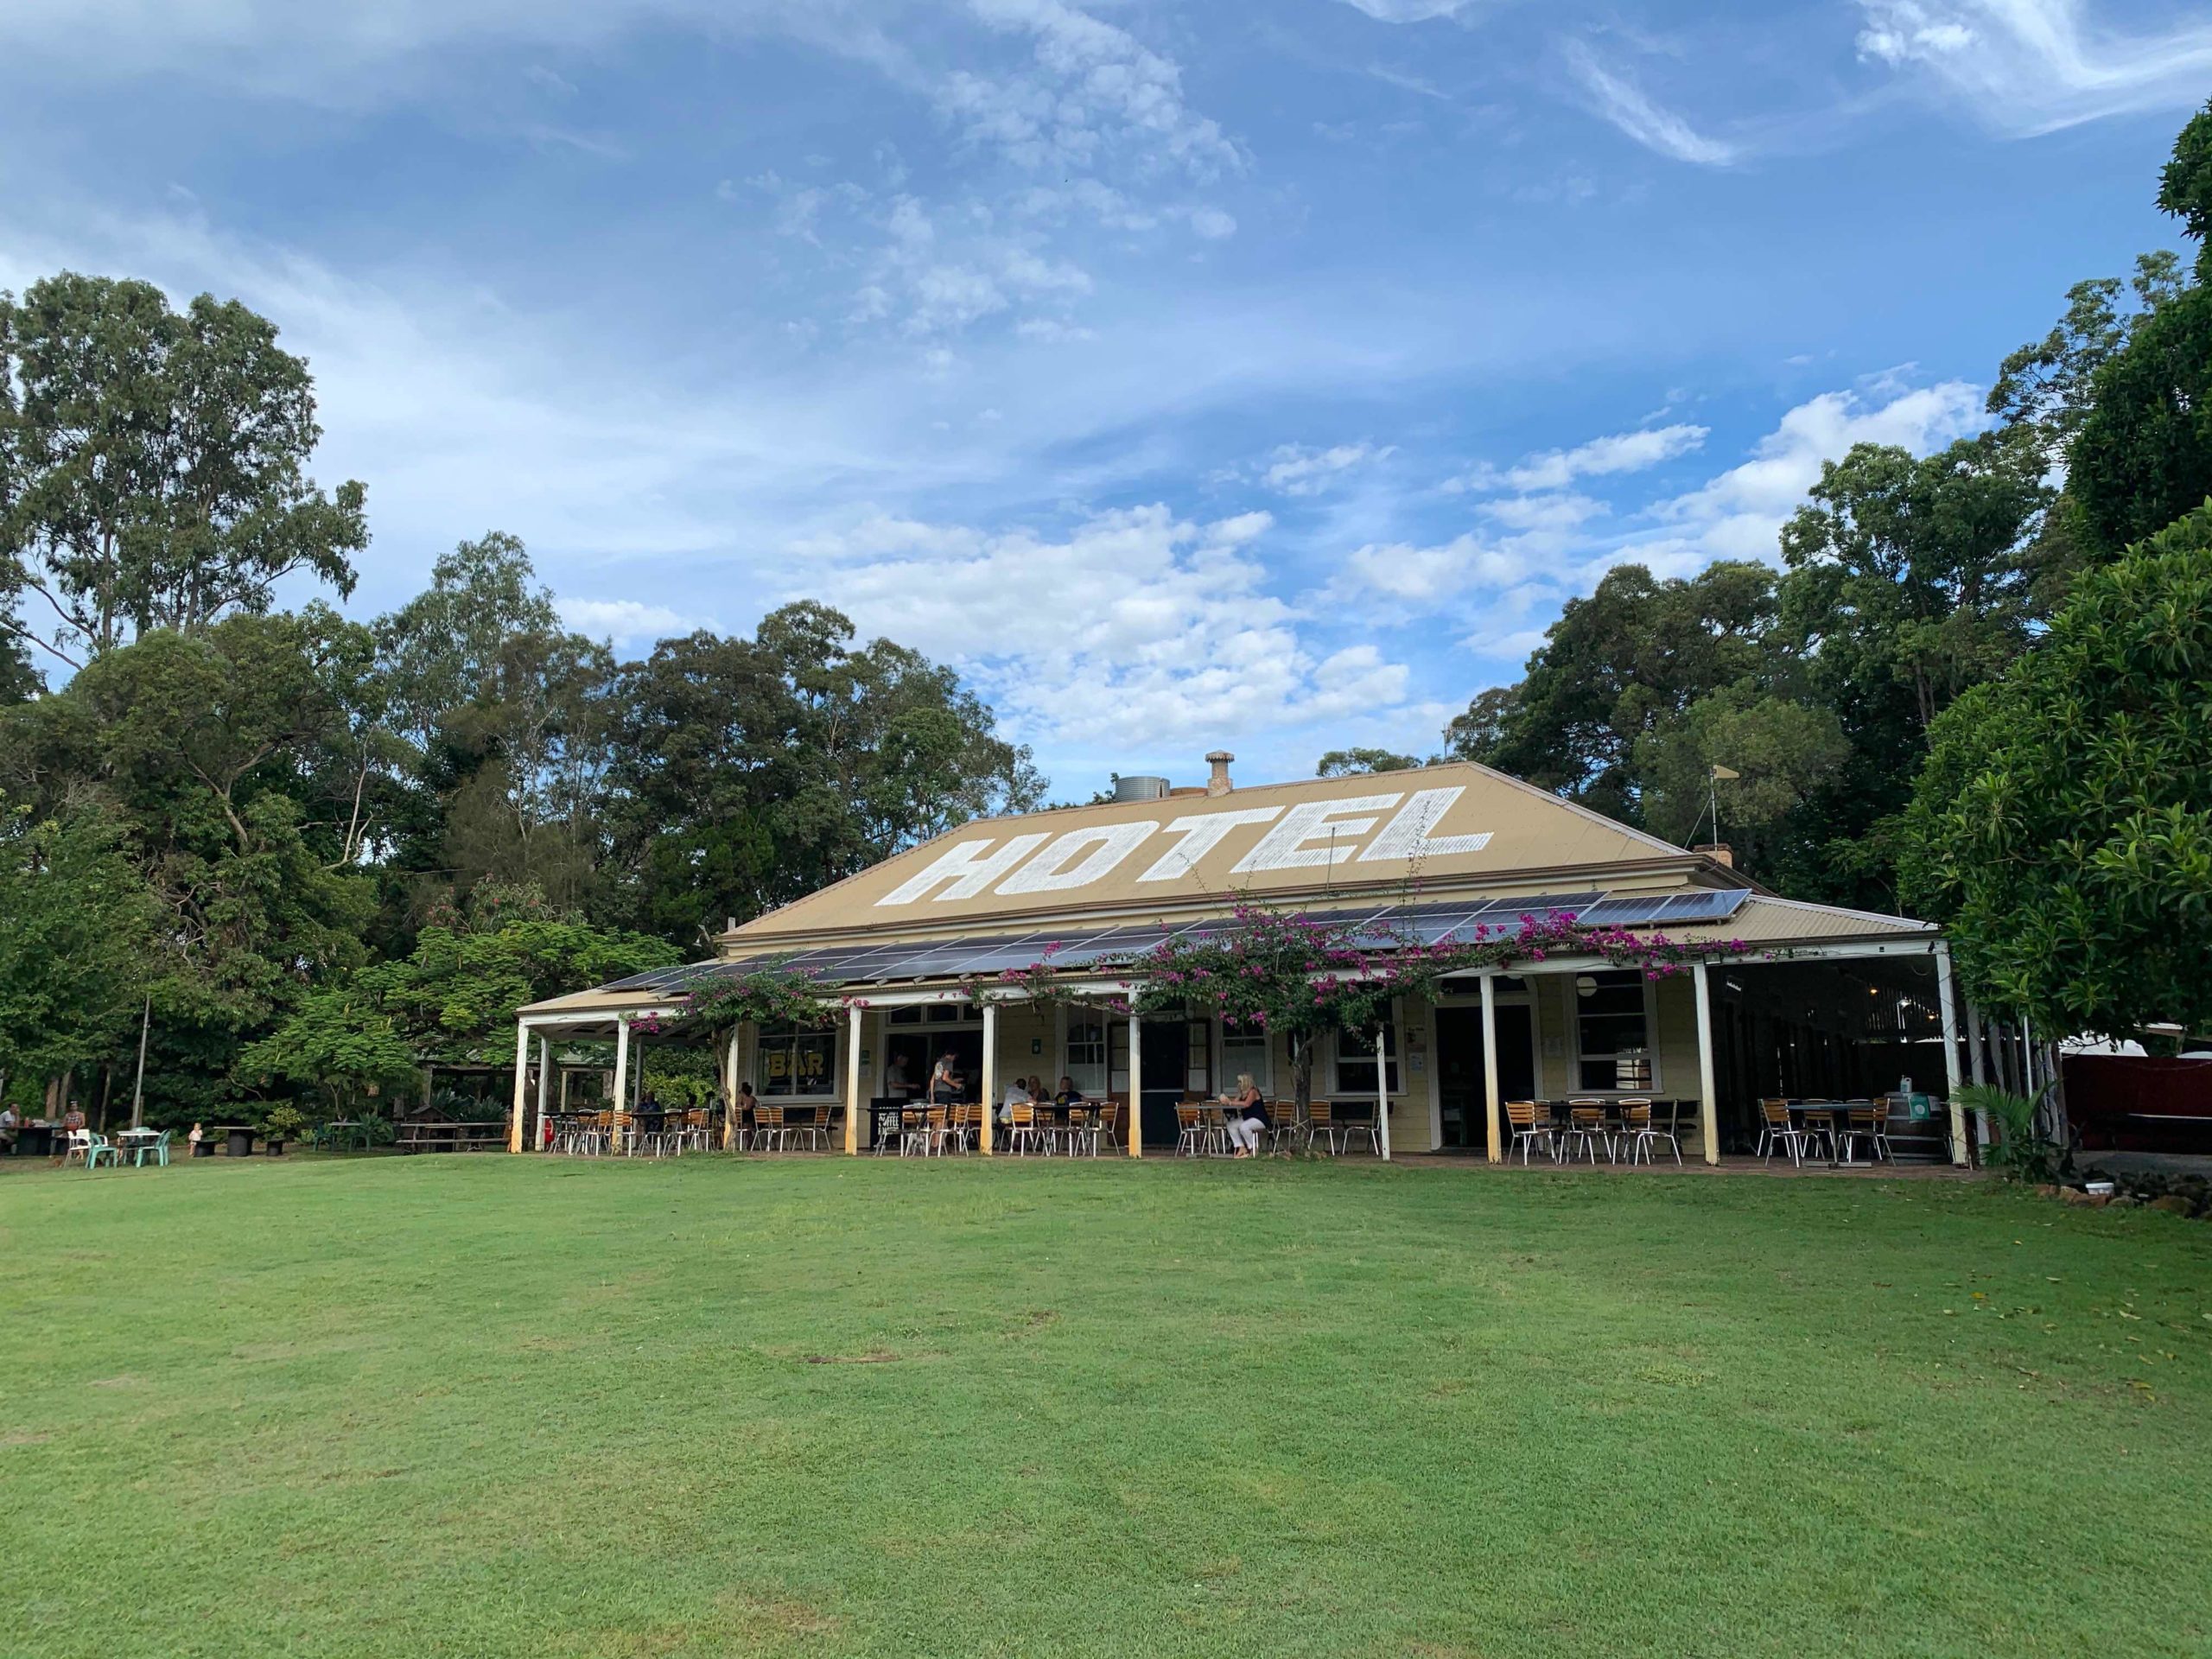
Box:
[83,1133,122,1170]
[133,1130,173,1167]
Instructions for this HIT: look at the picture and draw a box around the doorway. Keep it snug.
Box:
[1433,1002,1535,1150]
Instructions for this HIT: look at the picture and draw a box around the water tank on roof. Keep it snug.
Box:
[1114,774,1171,803]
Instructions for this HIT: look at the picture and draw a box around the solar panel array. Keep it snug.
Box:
[604,887,1752,997]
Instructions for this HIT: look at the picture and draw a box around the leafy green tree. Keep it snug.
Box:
[0,800,157,1108]
[1899,504,2212,1037]
[2068,101,2212,557]
[0,609,375,1118]
[0,272,367,670]
[235,988,418,1116]
[1631,687,1849,866]
[374,533,614,926]
[1444,561,1785,821]
[1315,747,1420,777]
[607,602,1042,945]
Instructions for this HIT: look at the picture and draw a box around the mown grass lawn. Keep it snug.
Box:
[2,1154,2207,1658]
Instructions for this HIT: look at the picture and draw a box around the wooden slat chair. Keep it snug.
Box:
[1095,1097,1122,1154]
[1267,1100,1304,1155]
[1306,1100,1339,1154]
[1755,1098,1805,1166]
[1837,1101,1890,1165]
[1173,1105,1207,1157]
[1564,1100,1611,1164]
[753,1104,788,1153]
[1797,1104,1839,1165]
[1007,1102,1045,1157]
[1619,1099,1681,1166]
[1506,1100,1555,1165]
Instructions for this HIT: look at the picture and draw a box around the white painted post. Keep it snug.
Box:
[981,1000,998,1158]
[1375,1017,1392,1161]
[1967,1003,1993,1153]
[507,1020,531,1154]
[722,1027,740,1150]
[1693,963,1720,1166]
[1935,944,1967,1166]
[845,1003,863,1155]
[1127,1012,1143,1159]
[1479,973,1503,1164]
[535,1034,551,1152]
[612,1014,631,1154]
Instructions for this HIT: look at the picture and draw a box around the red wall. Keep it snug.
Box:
[2064,1056,2212,1151]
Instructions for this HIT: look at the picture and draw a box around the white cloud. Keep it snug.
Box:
[557,596,708,643]
[1478,492,1605,532]
[1855,0,2212,133]
[1562,40,1738,167]
[1448,422,1707,495]
[1262,440,1394,495]
[1337,532,1530,605]
[1336,0,1476,20]
[1186,206,1237,240]
[786,504,1411,749]
[952,0,1245,182]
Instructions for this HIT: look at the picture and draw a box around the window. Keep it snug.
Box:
[760,1026,836,1097]
[925,1001,974,1025]
[1574,970,1653,1091]
[1221,1022,1270,1096]
[1185,1018,1212,1096]
[1335,1020,1400,1096]
[1065,1015,1108,1096]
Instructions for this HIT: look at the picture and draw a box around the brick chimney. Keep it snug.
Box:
[1694,842,1734,868]
[1205,750,1235,797]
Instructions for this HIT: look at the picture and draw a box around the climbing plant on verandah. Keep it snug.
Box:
[982,905,1752,1119]
[662,966,838,1146]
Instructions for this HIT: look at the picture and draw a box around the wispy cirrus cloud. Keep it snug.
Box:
[1562,39,1738,166]
[1855,0,2212,134]
[1446,422,1708,494]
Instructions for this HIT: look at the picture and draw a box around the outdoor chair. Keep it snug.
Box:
[1838,1103,1889,1165]
[1095,1098,1122,1154]
[1064,1105,1097,1157]
[898,1108,931,1156]
[132,1129,173,1167]
[60,1129,92,1168]
[1306,1100,1338,1154]
[1797,1105,1839,1164]
[1620,1100,1681,1166]
[1335,1107,1381,1156]
[1756,1099,1806,1166]
[1173,1104,1208,1157]
[1506,1100,1555,1164]
[753,1104,788,1152]
[1267,1100,1303,1154]
[1564,1101,1611,1164]
[78,1132,122,1170]
[1007,1102,1046,1157]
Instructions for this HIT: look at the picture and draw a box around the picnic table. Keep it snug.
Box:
[395,1120,508,1154]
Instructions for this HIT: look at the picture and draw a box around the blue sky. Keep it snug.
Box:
[3,2,2207,797]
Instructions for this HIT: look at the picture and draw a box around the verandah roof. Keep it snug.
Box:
[590,887,1758,999]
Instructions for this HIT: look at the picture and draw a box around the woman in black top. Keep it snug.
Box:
[1223,1075,1268,1157]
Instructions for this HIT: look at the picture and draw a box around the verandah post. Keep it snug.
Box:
[1479,973,1503,1164]
[1127,1012,1142,1158]
[844,1003,863,1155]
[980,999,998,1158]
[1935,943,1968,1166]
[1693,963,1720,1166]
[1375,1018,1392,1161]
[507,1019,531,1153]
[535,1035,551,1151]
[612,1014,632,1149]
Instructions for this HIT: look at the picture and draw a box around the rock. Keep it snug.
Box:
[2060,1187,2108,1207]
[2109,1195,2141,1208]
[2148,1195,2193,1216]
[2035,1184,2062,1199]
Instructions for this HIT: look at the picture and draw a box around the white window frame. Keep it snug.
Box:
[1330,1008,1402,1097]
[1568,970,1662,1094]
[1220,1020,1271,1096]
[758,1023,842,1101]
[1059,1007,1109,1097]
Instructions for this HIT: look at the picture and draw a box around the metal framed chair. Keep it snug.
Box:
[1306,1101,1339,1154]
[1564,1100,1611,1163]
[1797,1105,1839,1165]
[1620,1100,1680,1166]
[1506,1100,1555,1164]
[1173,1105,1206,1157]
[1335,1105,1382,1156]
[1756,1099,1806,1166]
[1007,1102,1046,1156]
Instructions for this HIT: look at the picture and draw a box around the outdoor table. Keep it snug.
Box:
[117,1127,161,1165]
[218,1125,257,1157]
[9,1124,57,1158]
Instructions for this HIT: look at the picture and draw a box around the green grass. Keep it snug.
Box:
[3,1155,2208,1658]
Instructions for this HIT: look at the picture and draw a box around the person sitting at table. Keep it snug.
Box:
[885,1054,914,1100]
[1053,1076,1085,1106]
[736,1081,758,1115]
[928,1052,963,1107]
[1220,1074,1269,1158]
[999,1074,1033,1125]
[188,1122,205,1151]
[0,1103,16,1152]
[637,1088,659,1114]
[62,1102,86,1135]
